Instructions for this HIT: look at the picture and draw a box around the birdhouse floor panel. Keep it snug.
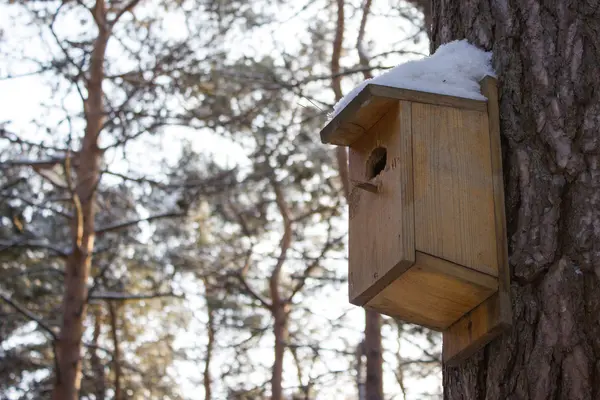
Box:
[365,252,497,331]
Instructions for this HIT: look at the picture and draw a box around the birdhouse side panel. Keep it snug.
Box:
[348,101,415,305]
[412,103,498,277]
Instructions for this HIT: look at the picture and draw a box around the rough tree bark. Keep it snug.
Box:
[431,1,600,399]
[52,1,108,398]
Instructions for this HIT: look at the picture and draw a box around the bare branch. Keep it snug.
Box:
[288,232,345,302]
[0,239,69,258]
[331,0,351,200]
[89,291,184,301]
[0,128,70,152]
[0,157,65,168]
[356,0,374,80]
[0,292,58,340]
[111,0,142,25]
[0,177,26,193]
[235,250,272,310]
[236,273,272,310]
[330,0,345,100]
[64,154,83,247]
[95,211,185,234]
[32,166,68,189]
[101,169,165,187]
[0,67,51,81]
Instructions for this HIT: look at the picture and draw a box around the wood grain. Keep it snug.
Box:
[442,293,509,365]
[412,102,499,277]
[442,76,512,365]
[321,84,488,146]
[366,252,497,330]
[348,101,415,306]
[480,76,512,323]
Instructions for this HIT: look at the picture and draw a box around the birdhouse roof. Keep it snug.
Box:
[320,83,489,146]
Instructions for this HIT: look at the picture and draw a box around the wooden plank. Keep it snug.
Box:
[442,76,512,366]
[415,252,497,290]
[366,252,497,331]
[442,293,509,365]
[348,101,415,306]
[480,76,512,323]
[320,89,396,146]
[412,102,498,277]
[320,84,488,146]
[369,85,488,113]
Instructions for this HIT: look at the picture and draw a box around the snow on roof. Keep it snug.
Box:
[330,40,495,119]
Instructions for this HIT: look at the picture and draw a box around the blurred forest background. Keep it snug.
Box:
[0,1,441,399]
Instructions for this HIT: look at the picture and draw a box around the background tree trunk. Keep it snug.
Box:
[431,1,600,399]
[51,1,107,398]
[364,310,383,400]
[108,302,122,400]
[90,307,106,400]
[270,179,292,400]
[203,279,216,400]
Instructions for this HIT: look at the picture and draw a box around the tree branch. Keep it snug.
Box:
[234,250,272,310]
[330,0,345,100]
[287,232,344,302]
[269,178,293,301]
[331,0,351,200]
[95,211,185,234]
[0,239,69,258]
[0,291,62,383]
[0,127,72,156]
[0,157,65,168]
[356,0,374,80]
[0,292,58,340]
[64,154,83,247]
[111,0,142,25]
[89,291,184,301]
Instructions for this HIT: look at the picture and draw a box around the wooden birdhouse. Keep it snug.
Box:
[321,77,511,365]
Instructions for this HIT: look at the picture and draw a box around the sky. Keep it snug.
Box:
[0,1,441,398]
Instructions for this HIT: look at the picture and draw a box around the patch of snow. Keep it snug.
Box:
[330,40,496,119]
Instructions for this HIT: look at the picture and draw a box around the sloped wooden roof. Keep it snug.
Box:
[320,84,488,146]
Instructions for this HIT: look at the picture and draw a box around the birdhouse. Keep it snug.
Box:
[321,77,511,365]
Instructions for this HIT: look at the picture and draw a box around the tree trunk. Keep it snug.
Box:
[52,1,108,398]
[431,1,600,399]
[365,310,383,400]
[108,302,122,400]
[203,280,216,400]
[90,307,106,400]
[270,180,292,400]
[271,302,289,400]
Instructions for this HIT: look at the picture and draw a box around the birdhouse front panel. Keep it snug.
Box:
[347,101,415,305]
